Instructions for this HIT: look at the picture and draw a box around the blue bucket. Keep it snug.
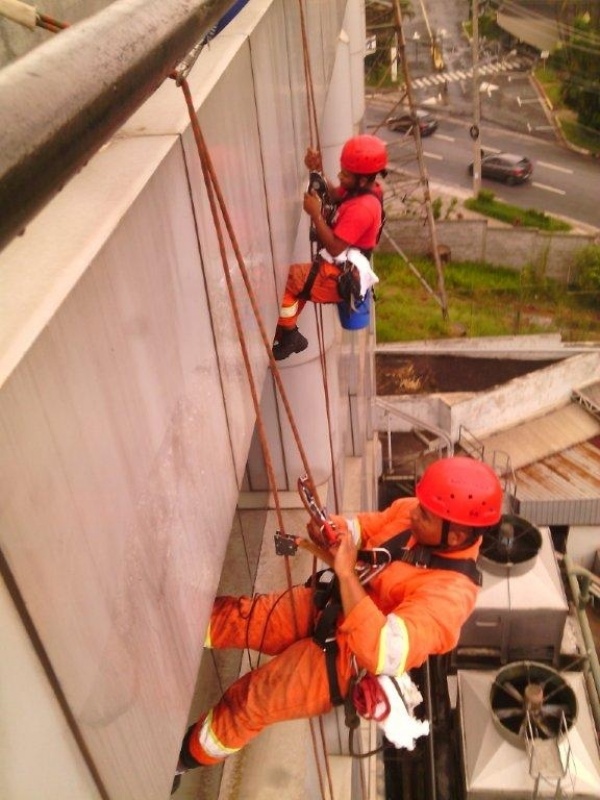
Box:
[337,291,371,331]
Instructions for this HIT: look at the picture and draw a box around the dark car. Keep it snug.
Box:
[387,109,438,137]
[469,152,533,185]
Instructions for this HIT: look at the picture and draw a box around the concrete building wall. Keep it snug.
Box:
[0,2,373,798]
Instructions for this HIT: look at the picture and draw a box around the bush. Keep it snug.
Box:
[574,244,600,291]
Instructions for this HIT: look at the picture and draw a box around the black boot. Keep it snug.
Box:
[171,725,203,794]
[272,326,308,361]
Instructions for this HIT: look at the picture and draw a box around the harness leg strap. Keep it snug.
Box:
[312,601,344,706]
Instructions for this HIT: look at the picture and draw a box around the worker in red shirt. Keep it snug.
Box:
[171,457,503,791]
[272,134,387,361]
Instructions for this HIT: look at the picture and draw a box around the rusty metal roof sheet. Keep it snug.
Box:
[479,400,600,524]
[480,403,600,472]
[516,442,600,501]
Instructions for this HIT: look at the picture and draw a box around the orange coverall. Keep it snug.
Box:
[277,189,383,331]
[186,497,481,765]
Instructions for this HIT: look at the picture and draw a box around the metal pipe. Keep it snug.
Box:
[563,554,600,731]
[0,0,238,253]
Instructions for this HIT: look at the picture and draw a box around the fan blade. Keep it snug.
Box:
[532,717,556,739]
[495,708,526,721]
[495,680,524,703]
[540,704,571,719]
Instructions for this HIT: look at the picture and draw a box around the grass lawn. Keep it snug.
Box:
[373,253,600,343]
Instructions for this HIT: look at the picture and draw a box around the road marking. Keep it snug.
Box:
[531,181,566,195]
[435,134,455,142]
[536,161,573,174]
[424,152,443,160]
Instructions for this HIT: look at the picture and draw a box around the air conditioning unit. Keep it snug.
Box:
[458,516,569,665]
[457,662,600,799]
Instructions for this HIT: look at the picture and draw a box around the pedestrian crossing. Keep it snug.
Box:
[410,59,527,90]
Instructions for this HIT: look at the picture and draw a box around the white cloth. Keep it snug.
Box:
[319,247,379,298]
[375,674,430,751]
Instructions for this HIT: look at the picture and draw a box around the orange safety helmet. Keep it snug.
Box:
[416,457,503,528]
[340,135,387,175]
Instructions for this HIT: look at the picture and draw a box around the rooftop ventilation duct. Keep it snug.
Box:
[457,516,568,665]
[458,663,600,799]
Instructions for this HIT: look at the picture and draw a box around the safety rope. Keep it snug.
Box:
[0,0,69,32]
[294,5,345,795]
[177,77,336,800]
[296,0,320,154]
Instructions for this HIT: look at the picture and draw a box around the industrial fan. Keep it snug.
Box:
[479,514,542,575]
[490,661,577,748]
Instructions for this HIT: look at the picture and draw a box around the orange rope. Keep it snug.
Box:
[37,13,69,32]
[296,0,320,152]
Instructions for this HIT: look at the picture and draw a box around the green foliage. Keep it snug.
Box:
[431,197,443,221]
[464,194,571,231]
[373,252,600,343]
[573,244,600,291]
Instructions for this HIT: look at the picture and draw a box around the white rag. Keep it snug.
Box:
[320,247,379,299]
[375,674,430,751]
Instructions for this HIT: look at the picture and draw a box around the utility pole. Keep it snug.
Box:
[471,0,482,195]
[390,0,449,321]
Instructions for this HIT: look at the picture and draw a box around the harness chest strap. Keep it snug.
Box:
[358,529,482,587]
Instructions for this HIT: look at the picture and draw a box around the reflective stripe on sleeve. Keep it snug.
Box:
[200,709,241,760]
[376,613,409,676]
[345,517,362,546]
[279,302,299,319]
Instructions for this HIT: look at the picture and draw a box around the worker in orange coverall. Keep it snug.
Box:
[172,457,503,791]
[272,134,387,361]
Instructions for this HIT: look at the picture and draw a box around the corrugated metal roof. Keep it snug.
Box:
[480,401,600,525]
[577,380,600,407]
[516,442,600,501]
[480,404,600,471]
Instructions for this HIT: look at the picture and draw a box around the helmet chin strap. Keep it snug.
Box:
[439,520,481,552]
[440,519,451,549]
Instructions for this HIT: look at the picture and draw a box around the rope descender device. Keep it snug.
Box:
[297,474,339,547]
[273,475,339,558]
[307,171,336,260]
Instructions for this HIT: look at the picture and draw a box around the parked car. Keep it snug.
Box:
[469,152,534,185]
[387,109,438,136]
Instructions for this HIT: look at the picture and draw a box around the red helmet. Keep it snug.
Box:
[416,457,503,527]
[340,135,387,175]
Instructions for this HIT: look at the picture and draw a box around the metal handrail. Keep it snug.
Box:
[374,397,453,474]
[562,555,600,733]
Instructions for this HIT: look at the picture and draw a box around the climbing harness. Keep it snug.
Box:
[287,528,481,716]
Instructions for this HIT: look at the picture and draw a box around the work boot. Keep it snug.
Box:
[272,327,308,361]
[171,725,203,794]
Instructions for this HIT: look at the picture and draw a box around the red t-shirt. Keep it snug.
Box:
[332,185,383,250]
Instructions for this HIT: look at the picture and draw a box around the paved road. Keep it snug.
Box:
[367,94,600,232]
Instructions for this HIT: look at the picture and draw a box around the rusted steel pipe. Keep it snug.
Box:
[0,0,238,253]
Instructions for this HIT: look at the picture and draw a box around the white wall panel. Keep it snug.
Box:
[0,1,365,797]
[249,0,305,278]
[0,577,102,800]
[183,42,278,483]
[0,139,239,798]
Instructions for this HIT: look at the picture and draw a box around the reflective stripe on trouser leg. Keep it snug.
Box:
[277,261,313,329]
[188,636,352,764]
[206,586,315,653]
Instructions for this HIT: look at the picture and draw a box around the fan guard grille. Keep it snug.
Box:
[490,661,577,749]
[479,514,542,576]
